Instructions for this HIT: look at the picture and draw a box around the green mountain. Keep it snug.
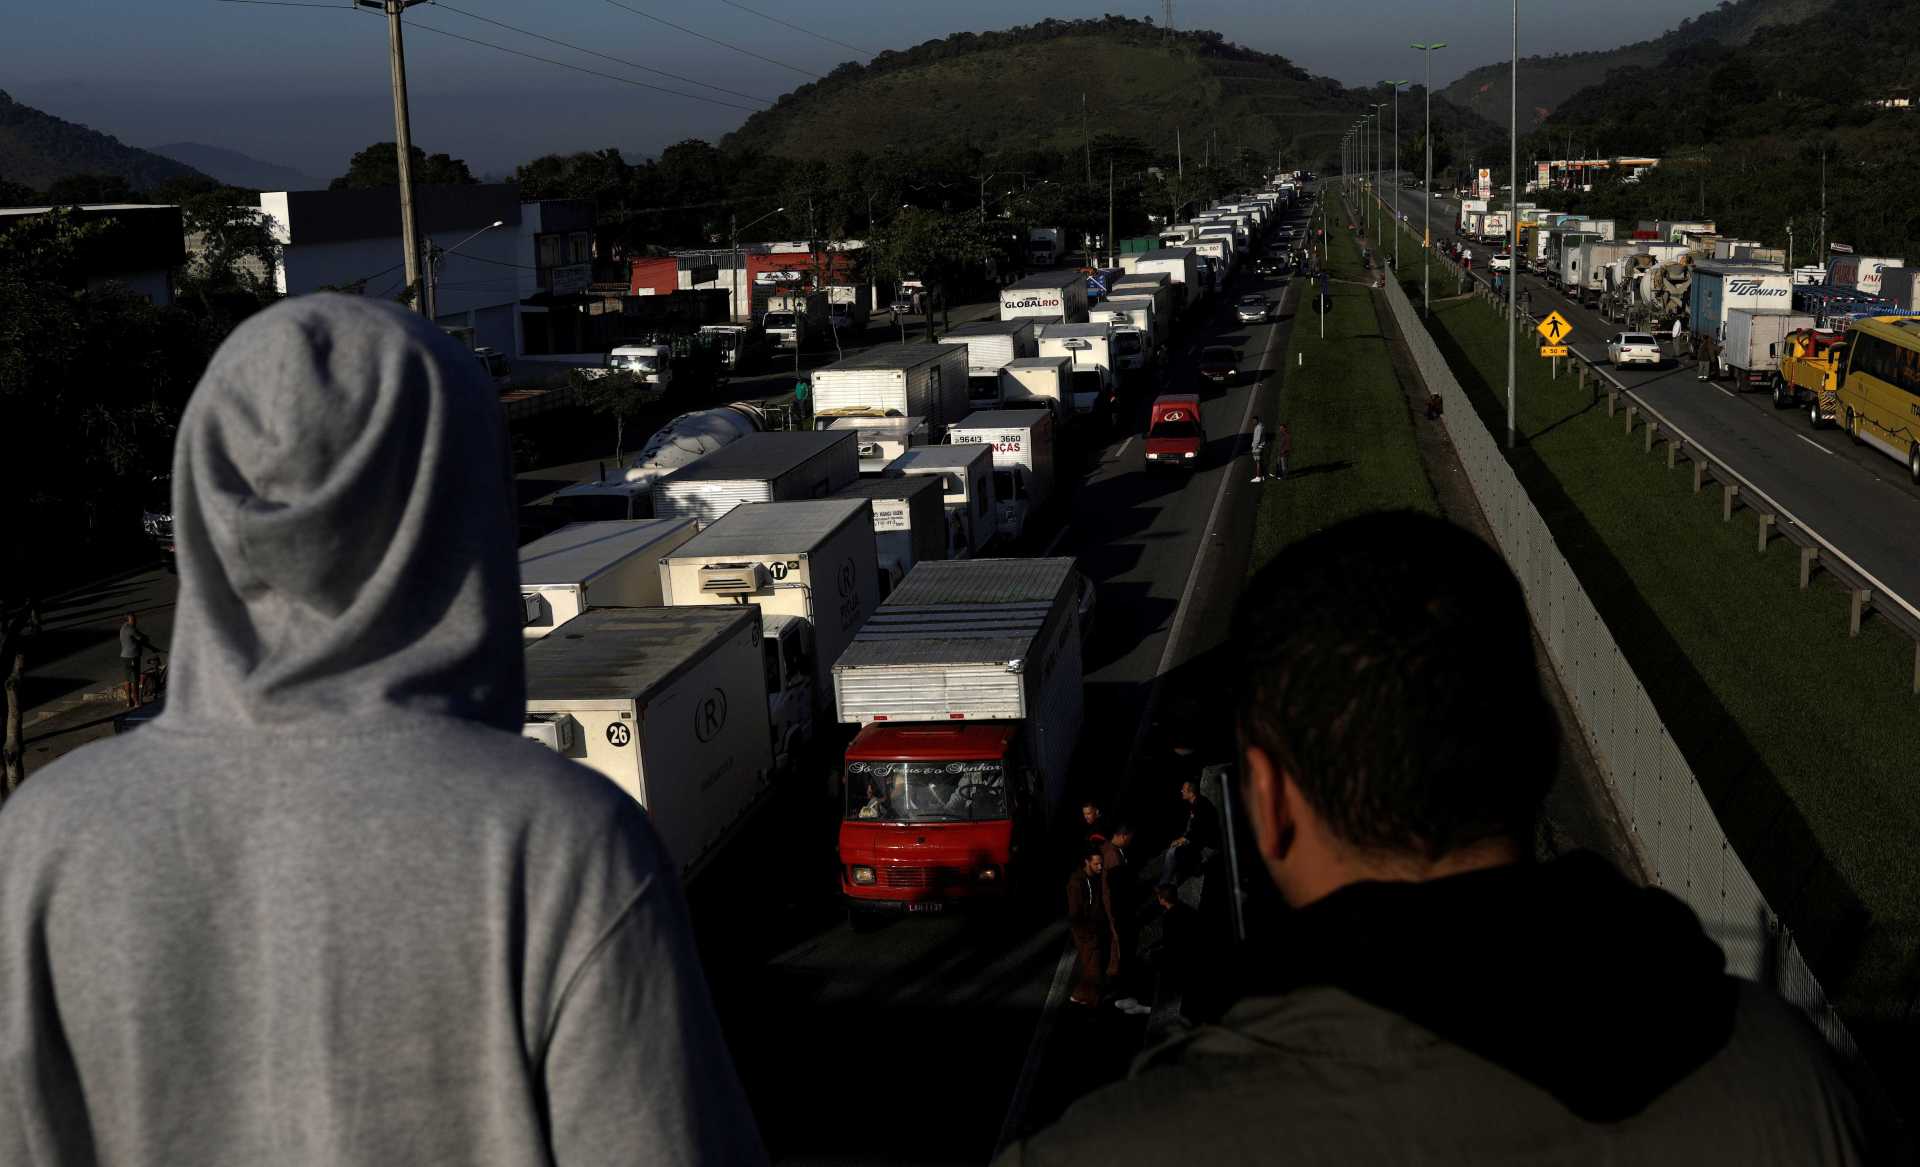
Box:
[1440,0,1833,132]
[722,16,1500,174]
[0,90,207,193]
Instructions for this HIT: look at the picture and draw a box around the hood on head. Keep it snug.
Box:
[1272,853,1737,1123]
[165,293,524,732]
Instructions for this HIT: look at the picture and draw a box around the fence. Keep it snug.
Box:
[1379,258,1858,1059]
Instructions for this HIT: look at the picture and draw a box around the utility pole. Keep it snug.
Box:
[1507,0,1518,451]
[1107,156,1115,269]
[1083,93,1093,186]
[359,0,432,315]
[1819,147,1828,262]
[1413,42,1446,315]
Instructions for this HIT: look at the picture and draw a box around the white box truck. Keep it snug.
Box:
[821,415,929,475]
[998,356,1073,426]
[999,272,1089,325]
[1036,322,1115,423]
[1090,301,1153,370]
[946,409,1056,545]
[1690,262,1796,368]
[811,342,970,440]
[832,474,949,593]
[886,443,997,559]
[1104,286,1169,348]
[1132,248,1199,311]
[519,518,697,639]
[522,606,773,883]
[652,430,858,527]
[764,290,828,351]
[936,319,1038,408]
[660,499,880,763]
[1721,308,1816,388]
[1576,240,1638,307]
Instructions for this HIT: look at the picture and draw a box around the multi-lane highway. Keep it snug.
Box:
[1383,184,1920,611]
[687,233,1299,1165]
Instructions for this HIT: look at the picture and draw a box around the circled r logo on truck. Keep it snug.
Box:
[839,559,857,597]
[693,689,729,742]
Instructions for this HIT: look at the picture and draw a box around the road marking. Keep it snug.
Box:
[1115,436,1135,460]
[1041,523,1074,555]
[1798,434,1834,456]
[992,287,1284,1160]
[1716,387,1737,400]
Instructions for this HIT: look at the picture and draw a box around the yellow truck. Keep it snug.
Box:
[1770,327,1846,429]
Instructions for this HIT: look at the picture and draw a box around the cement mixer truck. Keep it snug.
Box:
[550,402,768,522]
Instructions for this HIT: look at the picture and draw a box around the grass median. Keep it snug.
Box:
[1246,215,1438,577]
[1404,262,1920,1082]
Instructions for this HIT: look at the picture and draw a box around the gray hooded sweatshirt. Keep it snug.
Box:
[0,295,765,1165]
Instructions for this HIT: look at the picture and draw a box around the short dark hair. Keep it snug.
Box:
[1085,841,1106,861]
[1232,512,1556,860]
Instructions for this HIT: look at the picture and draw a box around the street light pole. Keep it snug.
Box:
[1412,41,1446,314]
[425,218,504,324]
[1384,81,1408,271]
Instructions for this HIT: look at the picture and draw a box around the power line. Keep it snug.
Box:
[405,19,766,112]
[213,0,355,7]
[600,0,822,79]
[713,0,869,57]
[429,2,775,105]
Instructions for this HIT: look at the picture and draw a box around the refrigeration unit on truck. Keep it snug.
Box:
[1690,262,1796,369]
[763,290,828,351]
[522,605,774,884]
[519,518,698,639]
[946,409,1056,545]
[1719,309,1816,388]
[997,356,1073,426]
[834,557,1085,915]
[820,416,929,475]
[659,498,880,769]
[811,341,970,441]
[1000,271,1089,326]
[1131,248,1199,311]
[886,443,997,560]
[651,430,859,527]
[936,319,1038,409]
[1036,322,1116,425]
[832,474,949,593]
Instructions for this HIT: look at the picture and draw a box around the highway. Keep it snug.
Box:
[1382,183,1920,613]
[688,225,1299,1165]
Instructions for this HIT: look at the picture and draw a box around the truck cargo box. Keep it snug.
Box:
[519,518,697,638]
[832,474,949,588]
[811,342,970,439]
[652,430,858,527]
[999,272,1089,325]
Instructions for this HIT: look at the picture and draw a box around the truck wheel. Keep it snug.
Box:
[1770,377,1790,409]
[1808,398,1825,430]
[1910,444,1920,486]
[1847,409,1863,446]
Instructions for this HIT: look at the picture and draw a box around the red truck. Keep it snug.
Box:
[834,558,1086,919]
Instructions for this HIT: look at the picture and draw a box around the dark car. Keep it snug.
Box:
[1255,255,1291,277]
[1198,345,1240,385]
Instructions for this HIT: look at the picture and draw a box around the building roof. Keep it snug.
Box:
[523,606,752,701]
[668,499,868,558]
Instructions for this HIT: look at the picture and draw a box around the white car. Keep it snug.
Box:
[1489,254,1513,273]
[1607,332,1663,369]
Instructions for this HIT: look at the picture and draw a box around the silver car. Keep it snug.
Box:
[1234,295,1274,323]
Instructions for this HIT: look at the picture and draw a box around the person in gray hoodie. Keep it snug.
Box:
[0,295,766,1165]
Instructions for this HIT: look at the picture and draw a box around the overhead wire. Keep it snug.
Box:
[428,2,775,105]
[712,0,870,57]
[600,0,823,78]
[403,19,766,112]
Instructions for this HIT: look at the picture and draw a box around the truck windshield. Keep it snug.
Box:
[1150,419,1201,439]
[1070,370,1104,398]
[845,760,1008,822]
[1114,332,1142,356]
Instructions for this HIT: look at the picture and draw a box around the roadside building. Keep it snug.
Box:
[0,202,185,305]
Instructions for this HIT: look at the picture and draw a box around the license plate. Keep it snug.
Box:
[905,902,945,914]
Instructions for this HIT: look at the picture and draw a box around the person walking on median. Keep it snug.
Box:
[1067,843,1115,1008]
[1249,415,1269,484]
[1273,422,1292,481]
[118,612,158,708]
[0,295,767,1166]
[999,511,1869,1166]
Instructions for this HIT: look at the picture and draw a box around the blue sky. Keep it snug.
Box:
[8,0,1720,180]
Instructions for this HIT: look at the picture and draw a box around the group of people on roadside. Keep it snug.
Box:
[0,294,1875,1165]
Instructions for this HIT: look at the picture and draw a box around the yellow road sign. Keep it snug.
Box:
[1540,345,1569,357]
[1535,311,1573,344]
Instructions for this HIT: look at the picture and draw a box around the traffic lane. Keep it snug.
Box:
[1383,183,1920,597]
[699,287,1288,1165]
[22,564,178,713]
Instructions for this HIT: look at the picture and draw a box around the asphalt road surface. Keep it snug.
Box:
[1383,183,1920,613]
[689,234,1301,1165]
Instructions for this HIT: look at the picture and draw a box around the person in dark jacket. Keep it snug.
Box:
[1066,844,1113,1008]
[1000,511,1869,1166]
[1160,780,1219,885]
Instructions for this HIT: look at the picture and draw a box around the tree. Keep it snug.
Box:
[0,176,37,205]
[572,370,654,461]
[330,143,477,190]
[865,208,995,336]
[43,173,141,204]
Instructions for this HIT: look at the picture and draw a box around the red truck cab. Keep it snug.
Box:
[1144,393,1205,469]
[839,722,1037,913]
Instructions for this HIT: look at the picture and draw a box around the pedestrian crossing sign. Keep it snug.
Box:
[1540,345,1569,357]
[1535,312,1573,344]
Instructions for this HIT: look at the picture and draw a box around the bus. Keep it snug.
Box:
[1837,316,1920,483]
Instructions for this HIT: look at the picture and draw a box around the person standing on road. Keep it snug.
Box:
[1101,825,1150,1016]
[1672,315,1686,361]
[1068,843,1114,1008]
[0,295,766,1166]
[1001,512,1870,1166]
[1274,423,1292,481]
[1249,415,1269,484]
[118,613,158,708]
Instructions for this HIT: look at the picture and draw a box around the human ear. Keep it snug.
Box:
[1242,744,1294,865]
